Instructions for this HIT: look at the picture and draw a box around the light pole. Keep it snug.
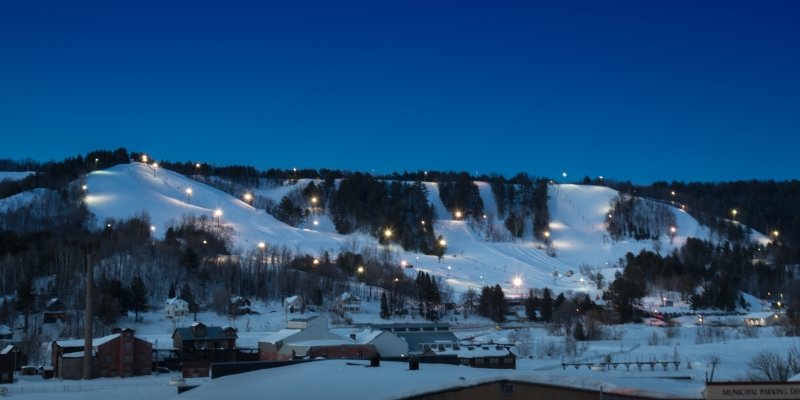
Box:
[186,188,192,204]
[243,193,253,205]
[512,276,523,297]
[731,209,738,222]
[669,226,677,243]
[152,162,158,178]
[214,209,223,227]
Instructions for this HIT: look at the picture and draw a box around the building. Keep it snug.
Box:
[165,297,190,319]
[283,340,377,360]
[287,315,328,330]
[172,322,238,377]
[283,296,303,313]
[335,292,362,314]
[43,298,67,324]
[743,311,786,327]
[51,328,152,379]
[368,323,458,354]
[349,329,409,357]
[0,345,26,383]
[424,344,517,369]
[229,296,252,315]
[259,318,343,361]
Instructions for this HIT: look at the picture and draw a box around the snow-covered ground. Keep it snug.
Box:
[0,171,34,182]
[4,300,799,399]
[78,162,746,298]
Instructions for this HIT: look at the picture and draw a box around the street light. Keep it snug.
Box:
[357,266,364,274]
[186,188,192,203]
[512,276,523,296]
[454,211,463,219]
[439,238,446,247]
[384,228,392,239]
[141,154,148,163]
[152,163,158,178]
[669,226,677,243]
[214,209,223,227]
[243,193,253,205]
[731,209,738,222]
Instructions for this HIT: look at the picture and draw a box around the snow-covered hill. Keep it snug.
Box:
[82,163,728,296]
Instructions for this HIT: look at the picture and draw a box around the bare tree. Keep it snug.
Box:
[748,346,800,381]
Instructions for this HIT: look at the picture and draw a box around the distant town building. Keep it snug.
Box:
[43,298,67,324]
[367,323,458,354]
[51,328,152,379]
[165,297,190,319]
[172,322,238,377]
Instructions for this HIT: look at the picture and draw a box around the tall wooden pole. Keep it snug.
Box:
[83,252,93,380]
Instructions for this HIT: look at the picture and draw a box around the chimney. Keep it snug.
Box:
[350,333,357,341]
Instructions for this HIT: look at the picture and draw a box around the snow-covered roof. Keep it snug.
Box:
[287,339,352,347]
[260,329,301,344]
[55,333,121,348]
[0,324,11,335]
[743,312,780,319]
[166,297,187,305]
[352,330,383,344]
[1,345,14,355]
[284,295,301,304]
[172,359,684,400]
[429,344,515,358]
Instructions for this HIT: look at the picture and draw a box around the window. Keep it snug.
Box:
[490,358,499,364]
[423,327,434,332]
[501,382,514,394]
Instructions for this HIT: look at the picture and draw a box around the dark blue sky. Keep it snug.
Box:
[1,1,798,183]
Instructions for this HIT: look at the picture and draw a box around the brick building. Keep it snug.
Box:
[51,328,152,379]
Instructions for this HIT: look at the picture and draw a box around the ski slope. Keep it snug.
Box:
[78,163,725,296]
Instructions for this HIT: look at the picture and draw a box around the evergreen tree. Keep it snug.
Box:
[181,283,198,320]
[168,282,176,299]
[15,276,35,333]
[540,288,553,322]
[129,276,148,322]
[380,292,390,319]
[524,289,540,321]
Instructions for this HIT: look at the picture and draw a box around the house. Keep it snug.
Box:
[51,328,152,379]
[349,329,409,357]
[0,345,26,383]
[284,296,303,313]
[335,292,362,314]
[743,311,786,327]
[43,298,67,324]
[172,322,238,377]
[165,297,190,319]
[424,343,517,369]
[367,323,458,354]
[0,325,12,340]
[229,296,252,315]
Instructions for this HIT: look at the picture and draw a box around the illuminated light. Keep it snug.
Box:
[439,239,447,246]
[421,220,425,225]
[401,260,407,267]
[544,231,550,238]
[311,196,317,204]
[150,225,156,232]
[195,163,201,168]
[258,242,266,249]
[313,220,319,226]
[562,172,567,178]
[357,266,364,274]
[313,259,320,265]
[447,265,452,271]
[454,211,463,219]
[482,214,487,219]
[214,209,223,218]
[81,185,88,191]
[384,229,392,238]
[141,155,148,163]
[244,193,253,202]
[512,276,523,288]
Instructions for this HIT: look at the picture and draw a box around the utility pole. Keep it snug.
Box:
[83,252,94,380]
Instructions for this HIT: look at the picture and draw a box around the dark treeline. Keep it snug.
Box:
[488,173,550,240]
[0,148,130,199]
[603,180,800,263]
[604,238,791,322]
